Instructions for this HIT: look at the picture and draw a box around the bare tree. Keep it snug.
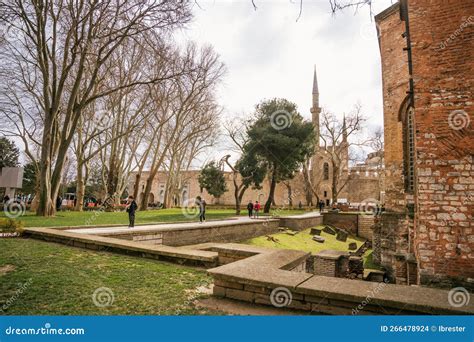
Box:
[0,0,192,216]
[319,104,369,203]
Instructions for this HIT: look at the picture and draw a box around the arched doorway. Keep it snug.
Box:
[148,193,155,206]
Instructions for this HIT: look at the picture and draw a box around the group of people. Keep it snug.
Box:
[246,200,262,219]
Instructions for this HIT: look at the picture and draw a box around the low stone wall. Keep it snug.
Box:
[323,213,358,235]
[98,219,281,247]
[23,227,218,267]
[358,215,375,240]
[208,244,474,315]
[312,250,349,277]
[322,213,375,239]
[278,213,323,231]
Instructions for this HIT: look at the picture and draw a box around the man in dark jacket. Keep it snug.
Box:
[246,201,254,218]
[196,196,207,223]
[126,196,138,228]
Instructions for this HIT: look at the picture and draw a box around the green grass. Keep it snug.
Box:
[243,226,365,254]
[243,226,381,270]
[0,238,218,315]
[0,208,310,228]
[362,250,383,271]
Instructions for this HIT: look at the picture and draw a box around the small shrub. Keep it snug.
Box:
[0,218,24,236]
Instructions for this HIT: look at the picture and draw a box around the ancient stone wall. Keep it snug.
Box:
[408,0,474,287]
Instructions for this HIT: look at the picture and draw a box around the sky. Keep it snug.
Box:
[175,0,395,166]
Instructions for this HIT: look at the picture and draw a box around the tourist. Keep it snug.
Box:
[196,196,206,223]
[246,201,254,218]
[3,194,10,204]
[253,200,261,218]
[126,195,138,228]
[318,200,324,212]
[56,196,62,211]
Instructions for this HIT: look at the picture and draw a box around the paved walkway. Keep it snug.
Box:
[67,216,265,235]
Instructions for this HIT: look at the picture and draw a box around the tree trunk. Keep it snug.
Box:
[233,179,241,215]
[75,163,85,211]
[264,169,277,213]
[133,172,141,200]
[286,183,293,208]
[332,165,339,204]
[37,127,55,216]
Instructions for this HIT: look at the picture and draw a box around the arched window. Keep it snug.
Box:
[399,96,415,193]
[323,163,329,180]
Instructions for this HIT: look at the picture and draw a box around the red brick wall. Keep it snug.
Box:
[376,3,409,212]
[408,0,474,286]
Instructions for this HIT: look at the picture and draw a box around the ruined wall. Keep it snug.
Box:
[346,173,383,203]
[376,3,409,211]
[376,0,474,287]
[408,0,474,287]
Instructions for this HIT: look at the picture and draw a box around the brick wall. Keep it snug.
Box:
[408,0,474,287]
[322,213,374,239]
[376,0,474,287]
[375,3,410,212]
[358,215,375,240]
[322,213,358,235]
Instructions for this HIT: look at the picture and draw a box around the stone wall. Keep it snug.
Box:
[279,214,323,231]
[375,2,410,212]
[358,215,375,240]
[102,220,281,247]
[322,213,374,239]
[408,0,474,288]
[322,213,358,235]
[376,0,474,288]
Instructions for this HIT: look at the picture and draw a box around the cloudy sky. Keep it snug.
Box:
[176,0,395,164]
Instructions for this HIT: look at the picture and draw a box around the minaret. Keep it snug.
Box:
[310,65,321,151]
[342,114,348,143]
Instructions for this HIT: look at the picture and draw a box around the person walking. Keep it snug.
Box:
[246,201,254,218]
[126,195,138,228]
[196,196,207,223]
[56,196,62,212]
[318,200,324,212]
[253,201,261,219]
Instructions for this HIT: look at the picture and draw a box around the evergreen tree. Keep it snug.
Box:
[198,161,228,200]
[0,137,20,169]
[243,98,315,213]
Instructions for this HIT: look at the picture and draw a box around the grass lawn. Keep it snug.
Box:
[243,226,365,254]
[0,238,217,315]
[243,226,379,270]
[0,208,310,228]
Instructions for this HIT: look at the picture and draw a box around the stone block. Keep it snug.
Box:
[214,279,244,290]
[310,228,321,235]
[312,236,325,243]
[323,226,336,235]
[336,231,348,242]
[226,288,255,302]
[213,285,226,297]
[348,242,358,250]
